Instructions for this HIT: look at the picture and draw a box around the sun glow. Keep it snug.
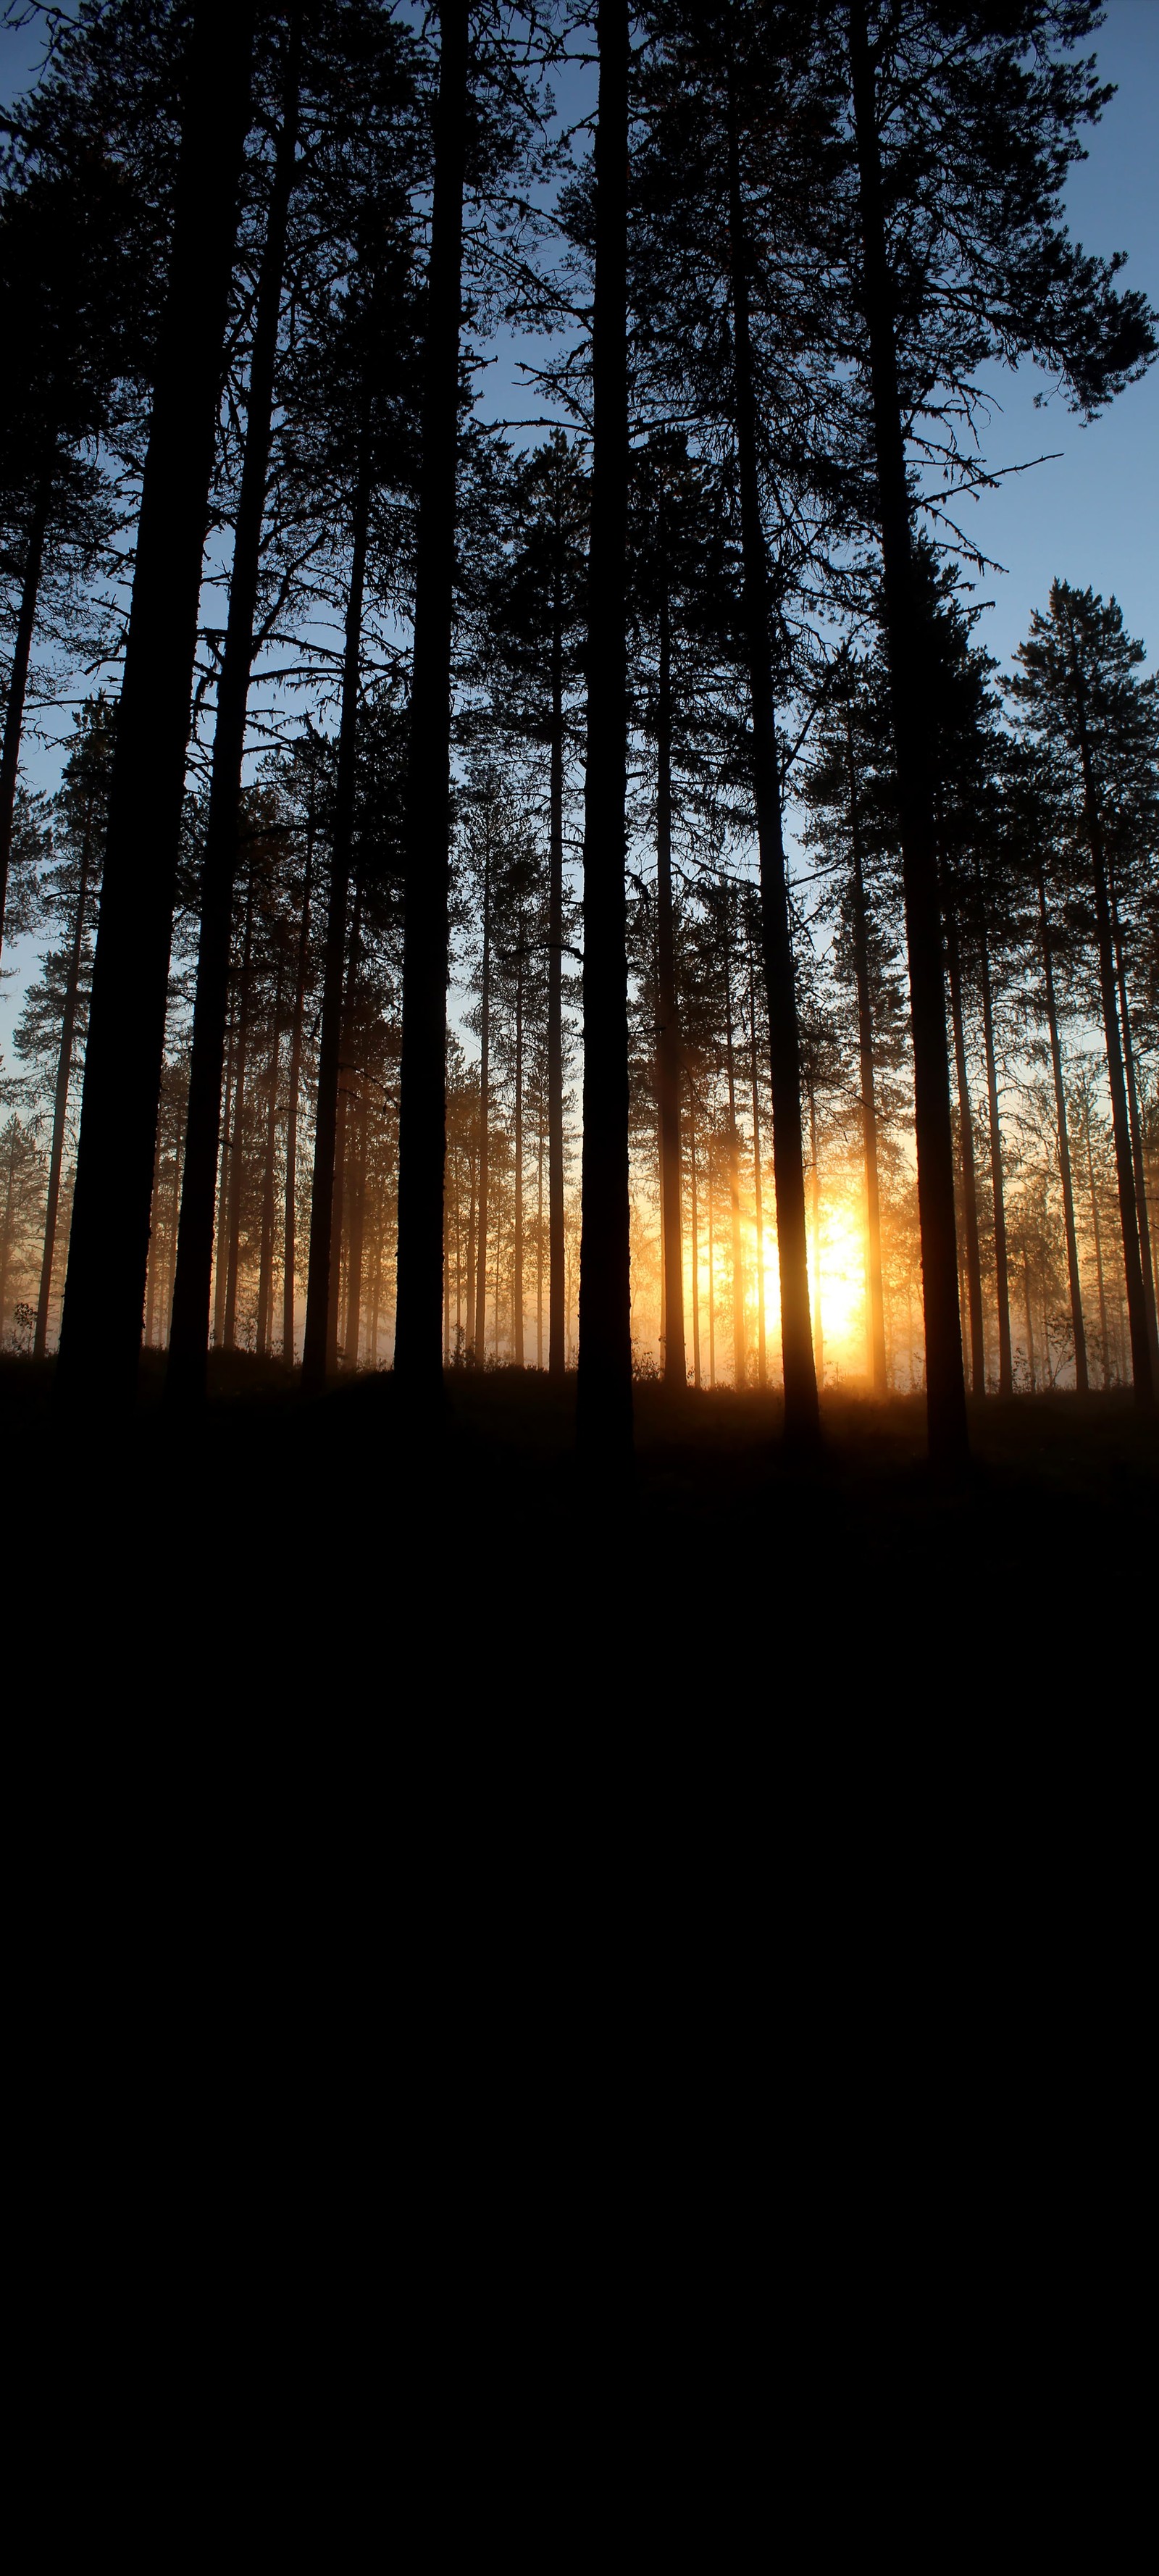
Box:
[812,1200,868,1366]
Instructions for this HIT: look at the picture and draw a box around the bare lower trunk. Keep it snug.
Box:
[945,907,984,1395]
[213,1014,235,1349]
[808,1084,823,1388]
[35,819,93,1358]
[473,845,490,1359]
[1023,1254,1037,1393]
[748,954,766,1389]
[256,995,281,1358]
[724,921,745,1388]
[976,900,1012,1394]
[689,1094,701,1390]
[301,445,372,1394]
[283,815,313,1363]
[514,934,524,1363]
[223,861,256,1351]
[1037,866,1088,1392]
[1085,1101,1110,1388]
[1110,883,1159,1376]
[845,714,887,1395]
[656,565,685,1388]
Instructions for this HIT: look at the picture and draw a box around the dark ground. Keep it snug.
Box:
[4,1355,1155,1723]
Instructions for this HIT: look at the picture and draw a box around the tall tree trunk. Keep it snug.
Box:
[808,1083,824,1389]
[689,1092,701,1390]
[727,83,816,1444]
[724,915,745,1388]
[328,874,364,1372]
[537,1105,544,1368]
[1022,1253,1037,1393]
[465,1129,477,1363]
[283,814,313,1363]
[214,1009,235,1350]
[344,1082,368,1371]
[1085,1100,1110,1388]
[223,858,256,1352]
[548,551,566,1379]
[748,953,766,1389]
[1110,879,1159,1374]
[394,0,469,1402]
[0,471,51,958]
[656,559,685,1388]
[167,9,301,1400]
[577,0,633,1463]
[301,446,372,1394]
[58,3,254,1405]
[844,709,887,1394]
[976,898,1012,1394]
[144,1127,163,1350]
[514,929,524,1363]
[945,906,984,1395]
[848,0,967,1463]
[707,1139,716,1388]
[473,843,491,1359]
[1063,603,1155,1407]
[34,814,93,1358]
[164,1111,183,1343]
[1037,864,1089,1392]
[256,977,282,1358]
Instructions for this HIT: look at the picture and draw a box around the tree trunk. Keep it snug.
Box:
[848,0,967,1463]
[1063,606,1155,1407]
[689,1092,701,1390]
[167,9,300,1400]
[548,553,566,1379]
[473,842,491,1360]
[34,814,93,1358]
[394,0,469,1402]
[1037,864,1089,1392]
[283,814,313,1363]
[945,905,984,1395]
[976,898,1012,1394]
[724,916,745,1388]
[344,1081,368,1371]
[727,83,816,1444]
[514,929,524,1363]
[223,858,256,1352]
[214,1009,235,1350]
[1110,879,1159,1375]
[748,953,766,1389]
[164,1111,183,1344]
[808,1083,824,1389]
[329,874,363,1371]
[256,978,282,1358]
[0,471,51,958]
[536,1106,544,1368]
[577,0,633,1464]
[301,445,372,1394]
[465,1128,477,1363]
[1022,1253,1037,1393]
[844,710,887,1394]
[1085,1100,1110,1388]
[144,1127,163,1350]
[58,2,254,1405]
[656,561,685,1388]
[707,1139,716,1388]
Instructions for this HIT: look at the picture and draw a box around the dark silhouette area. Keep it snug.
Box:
[0,1,1154,1583]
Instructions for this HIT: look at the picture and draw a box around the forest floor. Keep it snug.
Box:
[4,1355,1155,1721]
